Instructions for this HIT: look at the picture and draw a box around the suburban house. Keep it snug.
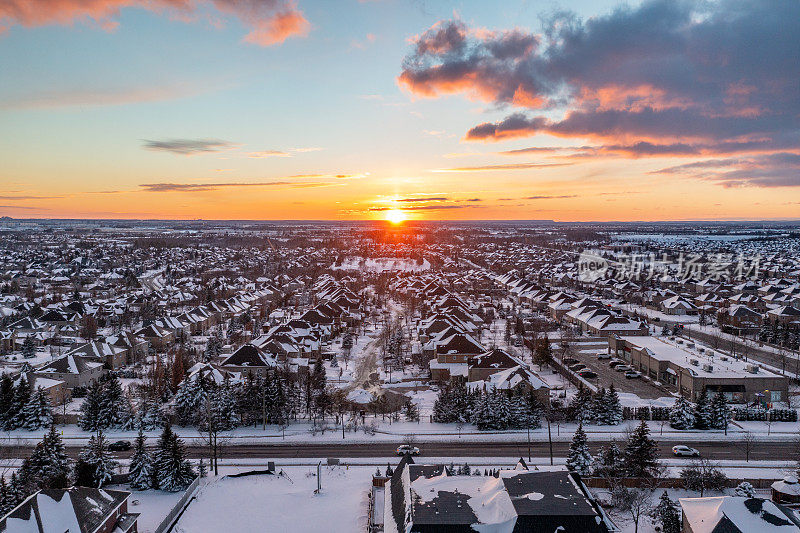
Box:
[381,457,616,532]
[679,496,800,533]
[0,487,138,533]
[32,353,105,389]
[65,341,127,370]
[218,343,277,378]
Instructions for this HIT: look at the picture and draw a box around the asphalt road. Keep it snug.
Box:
[0,439,791,462]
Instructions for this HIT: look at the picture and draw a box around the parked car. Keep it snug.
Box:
[569,363,587,371]
[109,440,132,451]
[609,360,626,368]
[563,357,580,366]
[614,365,633,372]
[597,352,612,360]
[672,445,700,457]
[624,371,641,379]
[396,445,420,456]
[578,370,598,379]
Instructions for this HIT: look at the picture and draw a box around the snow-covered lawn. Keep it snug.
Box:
[110,486,183,533]
[173,466,371,533]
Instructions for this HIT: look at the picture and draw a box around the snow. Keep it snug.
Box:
[173,466,370,533]
[35,492,82,533]
[680,496,799,533]
[114,487,183,533]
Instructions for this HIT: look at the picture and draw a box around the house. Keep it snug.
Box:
[218,344,276,378]
[661,295,698,315]
[679,496,800,533]
[0,486,138,533]
[382,457,616,532]
[719,305,762,335]
[65,341,127,370]
[32,353,105,389]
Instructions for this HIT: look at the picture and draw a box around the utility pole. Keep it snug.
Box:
[547,413,554,466]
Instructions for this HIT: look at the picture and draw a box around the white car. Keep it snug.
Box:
[597,352,612,360]
[672,445,700,457]
[396,445,420,456]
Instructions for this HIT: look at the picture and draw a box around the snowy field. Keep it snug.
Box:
[173,466,371,533]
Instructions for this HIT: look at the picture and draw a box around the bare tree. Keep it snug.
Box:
[739,432,756,462]
[611,474,664,533]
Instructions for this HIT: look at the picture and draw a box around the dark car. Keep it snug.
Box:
[109,440,132,451]
[578,370,598,379]
[562,357,580,366]
[569,363,587,371]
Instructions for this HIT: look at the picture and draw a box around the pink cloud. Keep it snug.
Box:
[0,0,308,46]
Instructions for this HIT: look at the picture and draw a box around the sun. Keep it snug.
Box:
[385,209,406,224]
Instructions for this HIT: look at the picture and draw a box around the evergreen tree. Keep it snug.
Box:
[21,336,36,359]
[155,424,196,491]
[8,473,23,509]
[593,387,607,424]
[0,374,16,429]
[0,477,12,515]
[593,442,625,478]
[75,432,118,488]
[734,481,755,498]
[651,491,681,533]
[566,423,593,476]
[569,386,595,424]
[173,375,207,426]
[198,458,207,478]
[7,376,31,430]
[128,430,154,490]
[669,396,695,430]
[403,399,420,422]
[137,396,165,430]
[78,380,105,431]
[100,376,134,429]
[21,387,52,430]
[493,391,511,430]
[311,358,327,391]
[18,426,71,493]
[600,384,623,425]
[693,389,713,430]
[710,390,730,430]
[623,420,660,478]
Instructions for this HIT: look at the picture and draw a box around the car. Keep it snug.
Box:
[396,445,420,456]
[672,445,700,457]
[624,371,641,379]
[569,363,587,371]
[614,365,632,372]
[562,357,580,366]
[597,352,612,360]
[578,370,598,379]
[609,360,626,368]
[109,440,132,451]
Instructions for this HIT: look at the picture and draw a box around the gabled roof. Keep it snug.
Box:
[220,344,276,368]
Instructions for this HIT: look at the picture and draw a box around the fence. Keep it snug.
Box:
[153,476,202,533]
[583,476,780,490]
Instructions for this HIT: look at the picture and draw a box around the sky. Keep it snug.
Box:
[0,0,798,222]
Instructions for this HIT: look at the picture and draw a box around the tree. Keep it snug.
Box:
[155,424,196,491]
[174,374,207,426]
[651,491,681,533]
[21,336,36,359]
[100,376,134,429]
[624,420,660,478]
[569,386,595,424]
[533,336,553,367]
[612,483,658,533]
[21,387,53,430]
[18,426,71,494]
[734,481,755,497]
[78,380,105,431]
[669,396,695,430]
[710,390,730,431]
[680,459,728,496]
[128,430,154,490]
[7,376,31,430]
[693,389,713,430]
[593,442,625,479]
[598,384,623,426]
[403,399,420,422]
[137,396,165,430]
[741,432,756,462]
[566,423,593,476]
[74,432,118,488]
[0,374,15,429]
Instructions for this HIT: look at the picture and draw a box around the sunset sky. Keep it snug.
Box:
[1,0,798,221]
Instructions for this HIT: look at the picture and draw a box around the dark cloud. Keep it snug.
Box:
[397,197,448,202]
[400,0,800,185]
[143,139,234,155]
[652,153,800,187]
[369,204,477,211]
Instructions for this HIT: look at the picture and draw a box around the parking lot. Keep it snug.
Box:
[565,339,667,400]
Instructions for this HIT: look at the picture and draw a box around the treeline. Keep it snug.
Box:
[432,384,543,431]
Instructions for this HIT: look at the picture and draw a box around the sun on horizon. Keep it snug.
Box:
[384,209,407,224]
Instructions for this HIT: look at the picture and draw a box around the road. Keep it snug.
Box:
[0,439,790,462]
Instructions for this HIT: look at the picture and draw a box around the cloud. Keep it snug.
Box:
[433,162,570,172]
[652,153,800,187]
[138,181,331,192]
[399,1,800,184]
[247,150,291,158]
[1,84,202,110]
[397,197,448,202]
[143,139,235,155]
[524,195,577,199]
[0,195,62,200]
[0,0,309,46]
[370,204,472,211]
